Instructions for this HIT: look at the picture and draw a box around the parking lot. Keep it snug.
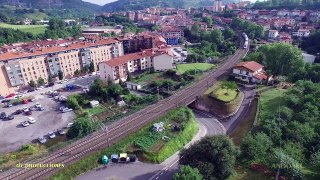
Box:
[0,93,75,153]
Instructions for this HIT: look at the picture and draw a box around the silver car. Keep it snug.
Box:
[38,136,46,144]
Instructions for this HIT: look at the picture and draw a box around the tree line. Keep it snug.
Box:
[241,80,320,179]
[184,24,237,62]
[231,17,265,39]
[0,18,81,45]
[253,0,320,10]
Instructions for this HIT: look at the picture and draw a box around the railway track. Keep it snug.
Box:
[0,42,249,180]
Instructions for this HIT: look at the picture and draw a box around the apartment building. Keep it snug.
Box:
[158,26,184,45]
[99,48,173,83]
[0,38,124,95]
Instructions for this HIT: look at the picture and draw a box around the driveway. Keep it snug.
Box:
[0,94,75,153]
[76,111,225,180]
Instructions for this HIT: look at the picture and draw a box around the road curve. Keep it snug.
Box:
[76,110,226,180]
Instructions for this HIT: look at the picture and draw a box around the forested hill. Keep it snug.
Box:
[0,0,100,11]
[253,0,320,10]
[102,0,237,12]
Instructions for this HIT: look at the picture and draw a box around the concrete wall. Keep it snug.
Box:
[153,54,173,71]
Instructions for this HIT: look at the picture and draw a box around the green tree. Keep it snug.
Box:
[58,70,63,80]
[271,150,304,179]
[67,95,81,110]
[107,75,113,86]
[210,29,223,45]
[89,61,95,73]
[29,80,36,89]
[74,69,80,77]
[37,77,45,86]
[310,150,320,170]
[240,132,273,164]
[224,27,235,40]
[173,165,203,180]
[67,117,97,139]
[107,84,123,99]
[202,16,213,27]
[48,75,53,84]
[179,135,240,180]
[257,43,304,79]
[220,81,237,95]
[89,79,107,98]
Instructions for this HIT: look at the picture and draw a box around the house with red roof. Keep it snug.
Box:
[232,61,270,83]
[99,48,173,83]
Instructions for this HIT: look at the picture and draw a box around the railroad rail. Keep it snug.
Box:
[0,40,249,180]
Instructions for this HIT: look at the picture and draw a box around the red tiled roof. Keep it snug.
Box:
[235,61,264,72]
[105,52,148,67]
[0,38,118,61]
[103,48,173,67]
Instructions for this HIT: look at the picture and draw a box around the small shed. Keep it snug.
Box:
[90,100,99,108]
[152,122,165,132]
[126,82,142,90]
[117,100,126,107]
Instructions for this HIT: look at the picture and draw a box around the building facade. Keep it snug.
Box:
[99,48,173,83]
[0,38,124,95]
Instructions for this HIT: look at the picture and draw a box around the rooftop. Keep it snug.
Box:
[235,61,264,72]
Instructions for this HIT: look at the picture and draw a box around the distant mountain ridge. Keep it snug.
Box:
[0,0,100,11]
[102,0,237,12]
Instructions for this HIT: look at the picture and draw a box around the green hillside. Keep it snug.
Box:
[102,0,237,12]
[0,0,100,10]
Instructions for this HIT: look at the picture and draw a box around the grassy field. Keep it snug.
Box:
[0,23,47,35]
[50,107,198,180]
[211,88,238,103]
[176,63,215,74]
[259,88,287,120]
[132,72,164,84]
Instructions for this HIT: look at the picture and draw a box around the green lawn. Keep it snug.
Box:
[0,23,47,35]
[176,63,215,74]
[83,106,106,116]
[132,72,163,84]
[211,88,238,103]
[260,88,287,120]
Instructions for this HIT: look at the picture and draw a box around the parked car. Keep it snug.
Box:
[48,132,56,139]
[23,99,29,104]
[5,93,15,98]
[21,121,30,127]
[0,112,7,119]
[38,107,45,111]
[15,109,23,115]
[6,103,13,108]
[62,108,73,113]
[35,103,42,108]
[27,117,36,124]
[7,115,14,120]
[67,123,74,128]
[25,111,32,116]
[23,107,29,112]
[59,106,66,111]
[58,128,66,135]
[27,89,35,92]
[38,136,46,144]
[29,98,35,102]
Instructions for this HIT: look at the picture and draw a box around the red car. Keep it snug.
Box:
[5,93,16,98]
[23,99,29,104]
[25,111,32,116]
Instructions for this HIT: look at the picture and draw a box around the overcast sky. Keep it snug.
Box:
[83,0,256,6]
[83,0,117,6]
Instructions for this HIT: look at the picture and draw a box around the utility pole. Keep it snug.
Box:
[157,87,160,102]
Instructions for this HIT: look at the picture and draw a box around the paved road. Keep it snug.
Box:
[76,111,226,180]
